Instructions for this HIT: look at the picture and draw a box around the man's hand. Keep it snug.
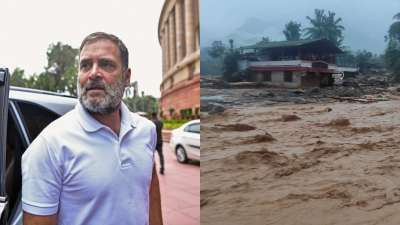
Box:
[149,165,163,225]
[23,211,57,225]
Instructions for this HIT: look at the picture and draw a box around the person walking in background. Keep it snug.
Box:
[152,112,165,175]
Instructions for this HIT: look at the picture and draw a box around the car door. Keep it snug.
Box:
[0,68,10,224]
[183,122,200,160]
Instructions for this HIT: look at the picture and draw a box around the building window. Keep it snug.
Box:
[169,77,174,88]
[284,71,293,82]
[180,108,193,119]
[263,71,271,81]
[188,63,195,80]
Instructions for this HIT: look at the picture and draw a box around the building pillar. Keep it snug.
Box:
[175,0,185,61]
[165,21,170,72]
[161,30,166,75]
[184,0,195,55]
[194,0,199,50]
[169,12,177,68]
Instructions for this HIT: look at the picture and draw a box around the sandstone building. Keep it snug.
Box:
[158,0,200,119]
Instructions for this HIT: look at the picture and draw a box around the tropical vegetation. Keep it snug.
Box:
[303,9,345,48]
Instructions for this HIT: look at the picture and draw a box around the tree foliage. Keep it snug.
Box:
[388,13,400,42]
[229,39,234,49]
[337,48,384,73]
[45,42,79,94]
[336,47,356,67]
[10,42,79,95]
[283,21,302,41]
[385,12,400,81]
[10,68,28,87]
[203,40,241,81]
[208,41,226,58]
[355,50,384,74]
[304,9,345,47]
[123,95,158,113]
[223,48,240,82]
[256,37,271,45]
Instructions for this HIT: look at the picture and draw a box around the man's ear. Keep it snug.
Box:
[124,68,131,87]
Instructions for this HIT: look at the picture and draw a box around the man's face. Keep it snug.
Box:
[77,39,130,114]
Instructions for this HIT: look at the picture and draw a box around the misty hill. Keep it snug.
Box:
[202,17,284,49]
[235,17,269,34]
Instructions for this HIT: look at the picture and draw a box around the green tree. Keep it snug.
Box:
[385,40,400,81]
[256,37,270,45]
[388,13,400,41]
[223,49,240,82]
[201,45,224,75]
[8,42,79,94]
[229,39,234,49]
[32,72,57,92]
[355,50,373,74]
[283,21,302,41]
[336,47,356,67]
[208,41,226,58]
[64,67,78,96]
[10,68,28,87]
[385,12,400,81]
[304,9,345,47]
[45,42,79,93]
[123,95,158,113]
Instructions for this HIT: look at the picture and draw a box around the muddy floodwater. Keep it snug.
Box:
[201,97,400,225]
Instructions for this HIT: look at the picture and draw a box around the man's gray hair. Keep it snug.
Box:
[79,32,129,70]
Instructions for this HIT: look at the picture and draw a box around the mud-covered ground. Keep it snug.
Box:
[201,87,400,225]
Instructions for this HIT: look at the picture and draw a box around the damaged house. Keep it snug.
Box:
[238,39,357,88]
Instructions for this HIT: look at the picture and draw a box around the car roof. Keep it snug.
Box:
[183,119,200,126]
[9,86,77,115]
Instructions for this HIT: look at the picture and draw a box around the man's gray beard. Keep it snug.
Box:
[77,78,125,115]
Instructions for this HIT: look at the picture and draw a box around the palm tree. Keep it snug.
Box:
[303,9,345,47]
[303,9,325,39]
[283,21,302,41]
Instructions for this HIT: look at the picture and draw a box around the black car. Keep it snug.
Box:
[0,68,76,225]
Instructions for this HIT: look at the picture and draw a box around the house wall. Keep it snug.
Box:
[301,72,321,87]
[253,71,302,88]
[250,60,312,67]
[252,73,263,82]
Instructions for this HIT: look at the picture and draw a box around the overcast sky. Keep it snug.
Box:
[201,0,400,54]
[0,0,163,97]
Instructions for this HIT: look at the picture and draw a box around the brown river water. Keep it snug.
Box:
[201,98,400,225]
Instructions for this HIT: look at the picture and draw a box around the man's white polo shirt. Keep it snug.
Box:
[22,102,156,225]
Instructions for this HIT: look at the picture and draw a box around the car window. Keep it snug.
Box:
[16,101,59,142]
[187,123,200,134]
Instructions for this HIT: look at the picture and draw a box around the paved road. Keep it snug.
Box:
[156,143,200,225]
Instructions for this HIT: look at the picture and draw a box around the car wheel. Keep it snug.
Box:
[176,146,188,163]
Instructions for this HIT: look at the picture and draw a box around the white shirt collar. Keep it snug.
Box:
[76,101,137,133]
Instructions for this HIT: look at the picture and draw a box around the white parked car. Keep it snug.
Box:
[170,120,200,163]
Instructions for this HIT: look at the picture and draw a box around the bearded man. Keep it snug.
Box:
[21,32,163,225]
